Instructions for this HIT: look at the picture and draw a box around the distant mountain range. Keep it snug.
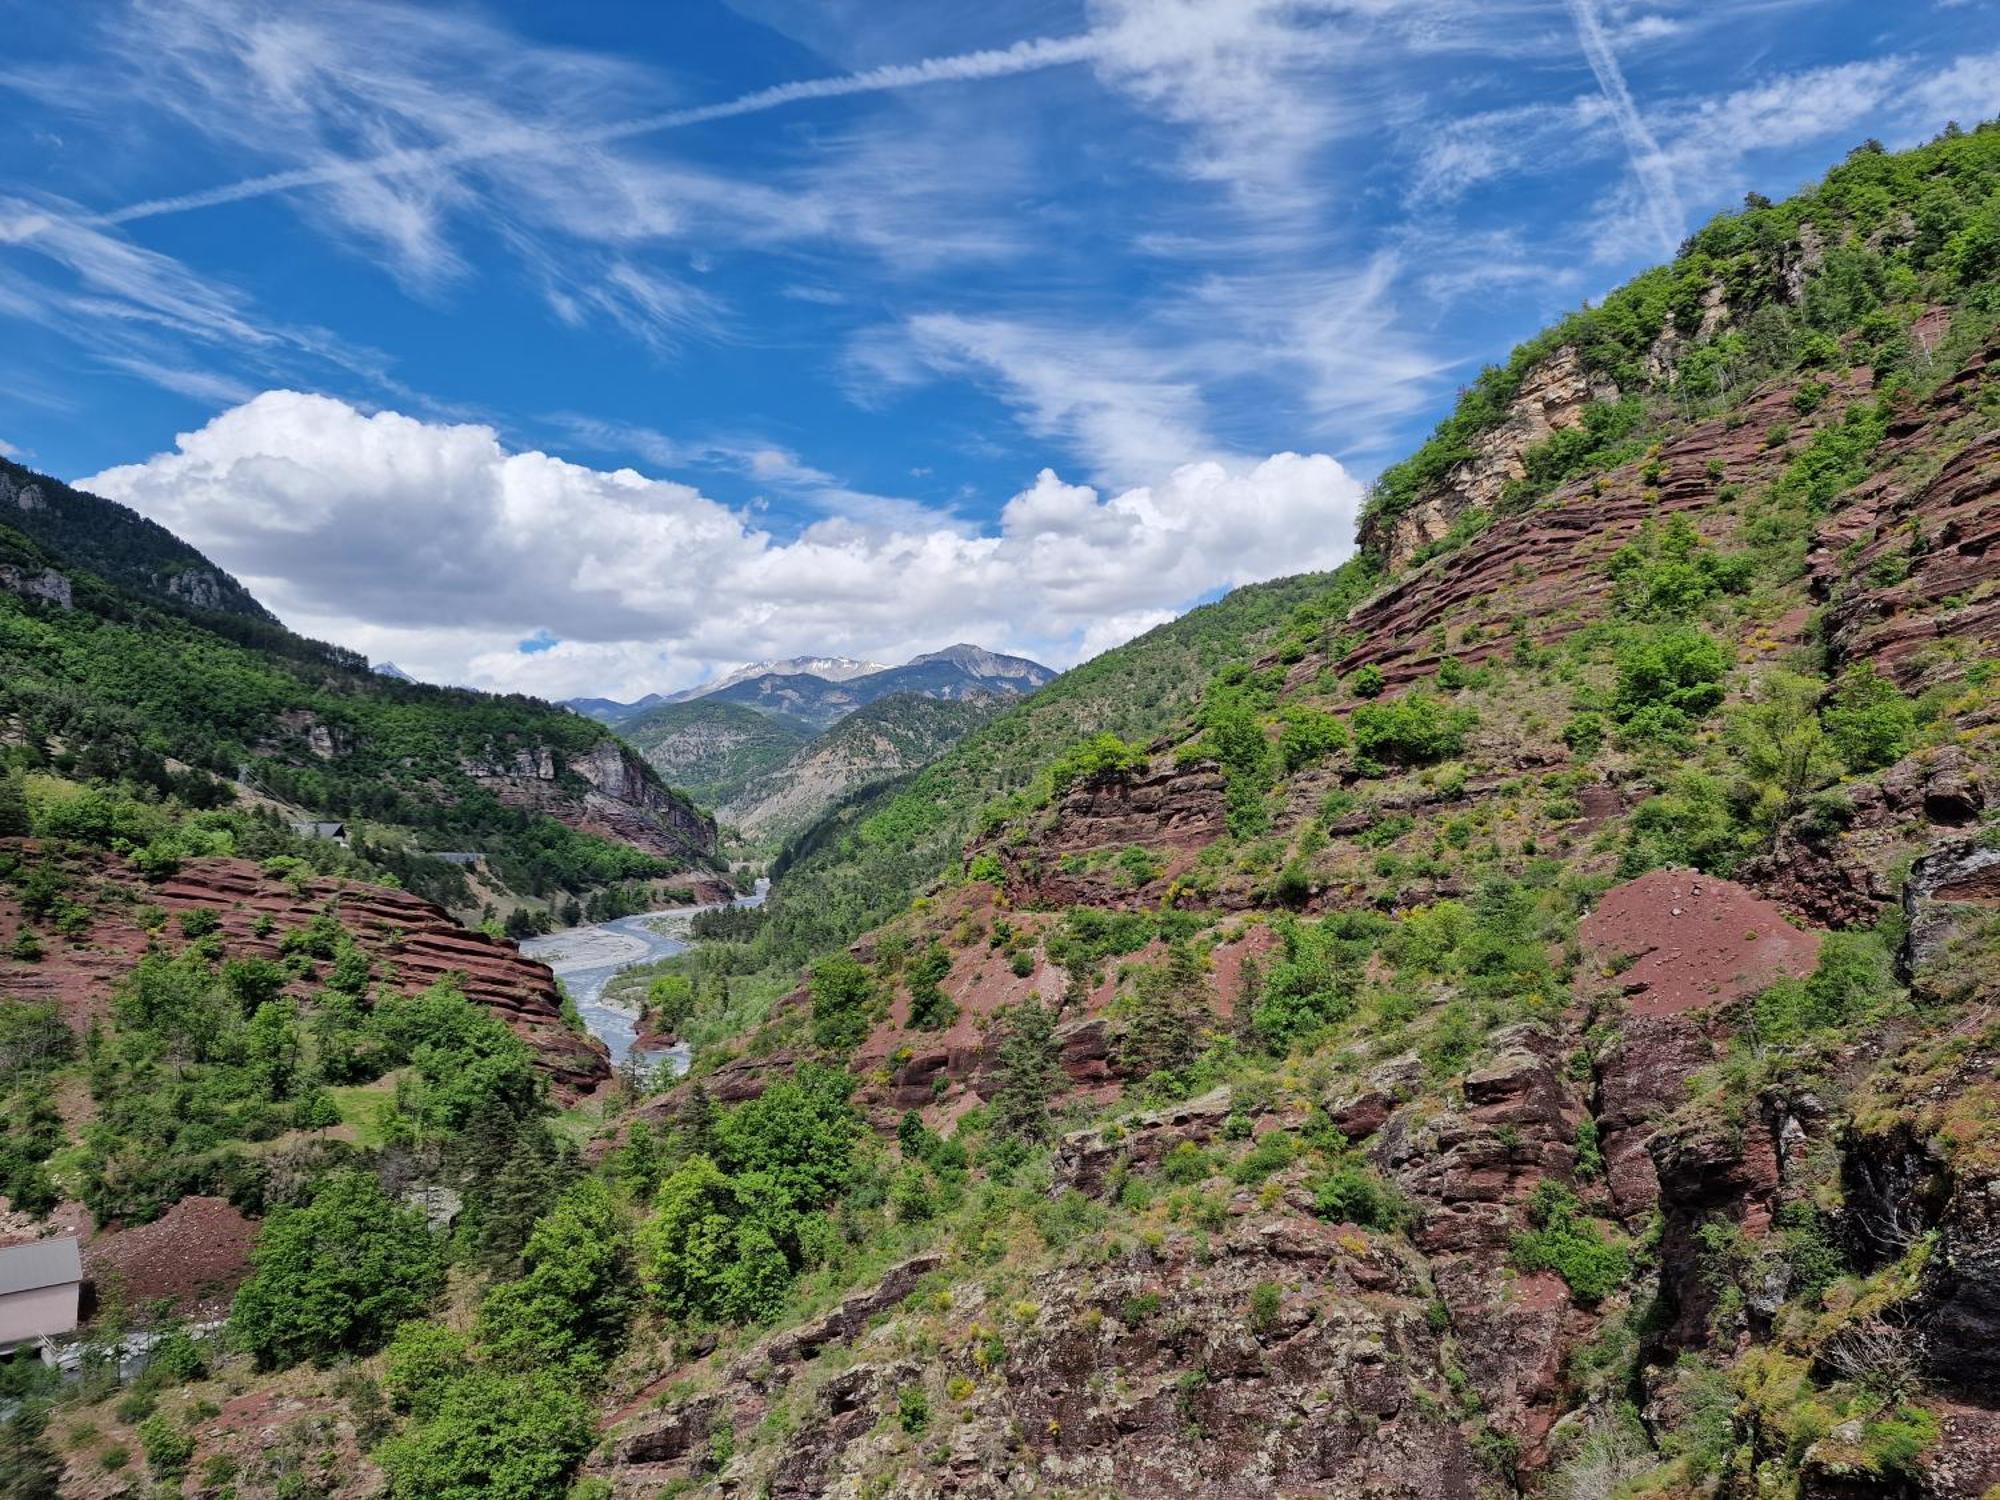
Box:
[598,645,1054,841]
[567,644,1053,731]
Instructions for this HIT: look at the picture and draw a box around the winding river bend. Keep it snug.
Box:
[522,879,767,1076]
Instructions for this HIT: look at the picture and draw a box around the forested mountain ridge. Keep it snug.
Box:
[0,469,722,924]
[4,124,1999,1500]
[2,455,275,625]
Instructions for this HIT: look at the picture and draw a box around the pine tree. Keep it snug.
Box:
[1232,955,1264,1046]
[1061,963,1092,1016]
[680,1081,718,1159]
[0,771,27,839]
[993,999,1062,1143]
[1122,943,1213,1082]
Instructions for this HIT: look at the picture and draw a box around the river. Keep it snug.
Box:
[521,879,767,1077]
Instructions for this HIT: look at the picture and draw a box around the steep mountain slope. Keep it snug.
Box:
[577,124,2000,1499]
[0,478,720,919]
[10,125,2000,1500]
[846,642,1054,700]
[1,456,273,624]
[722,692,999,842]
[747,565,1374,968]
[617,699,813,810]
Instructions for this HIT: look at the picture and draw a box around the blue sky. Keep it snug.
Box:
[1,0,1994,697]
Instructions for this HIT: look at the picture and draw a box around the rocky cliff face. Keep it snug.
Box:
[1356,346,1618,572]
[465,737,717,863]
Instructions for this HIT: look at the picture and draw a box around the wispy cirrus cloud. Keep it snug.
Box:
[1563,0,1687,255]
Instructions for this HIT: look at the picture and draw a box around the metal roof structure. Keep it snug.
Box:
[0,1236,82,1296]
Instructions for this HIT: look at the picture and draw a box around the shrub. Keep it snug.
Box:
[137,1415,194,1479]
[1349,665,1386,698]
[1749,929,1896,1044]
[383,1322,473,1420]
[1248,1282,1281,1333]
[1230,1131,1296,1186]
[230,1171,445,1369]
[1313,1159,1406,1230]
[808,953,874,1050]
[905,944,957,1030]
[177,908,221,939]
[1351,692,1477,769]
[376,1369,595,1500]
[1822,663,1916,771]
[1611,627,1730,723]
[897,1386,931,1435]
[1049,733,1148,793]
[1277,706,1346,772]
[1511,1182,1629,1304]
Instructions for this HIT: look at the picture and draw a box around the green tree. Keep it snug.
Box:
[376,1369,595,1500]
[992,999,1062,1143]
[1611,627,1730,722]
[230,1171,445,1369]
[1822,663,1916,771]
[1123,943,1212,1082]
[905,943,957,1030]
[712,1065,859,1209]
[0,771,27,839]
[645,973,696,1034]
[476,1179,633,1373]
[1726,671,1842,840]
[635,1156,795,1324]
[1277,705,1346,772]
[0,1406,61,1500]
[1254,917,1361,1047]
[808,953,874,1050]
[382,1322,473,1421]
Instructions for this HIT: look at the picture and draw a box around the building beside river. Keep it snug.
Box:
[0,1236,82,1358]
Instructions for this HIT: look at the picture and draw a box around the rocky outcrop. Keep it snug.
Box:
[1901,841,2000,1003]
[984,761,1229,909]
[595,1211,1485,1500]
[759,1254,943,1367]
[0,562,72,608]
[466,737,717,863]
[1051,1086,1236,1198]
[1339,371,1860,691]
[1819,336,2000,687]
[1357,346,1619,571]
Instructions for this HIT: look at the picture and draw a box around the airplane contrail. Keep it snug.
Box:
[1563,0,1685,256]
[80,31,1104,231]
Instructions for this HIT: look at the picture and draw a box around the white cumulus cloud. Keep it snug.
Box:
[80,390,1365,698]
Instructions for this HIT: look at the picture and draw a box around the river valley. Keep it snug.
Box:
[521,879,767,1075]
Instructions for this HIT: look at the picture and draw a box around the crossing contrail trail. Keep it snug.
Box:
[79,31,1103,231]
[1563,0,1684,255]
